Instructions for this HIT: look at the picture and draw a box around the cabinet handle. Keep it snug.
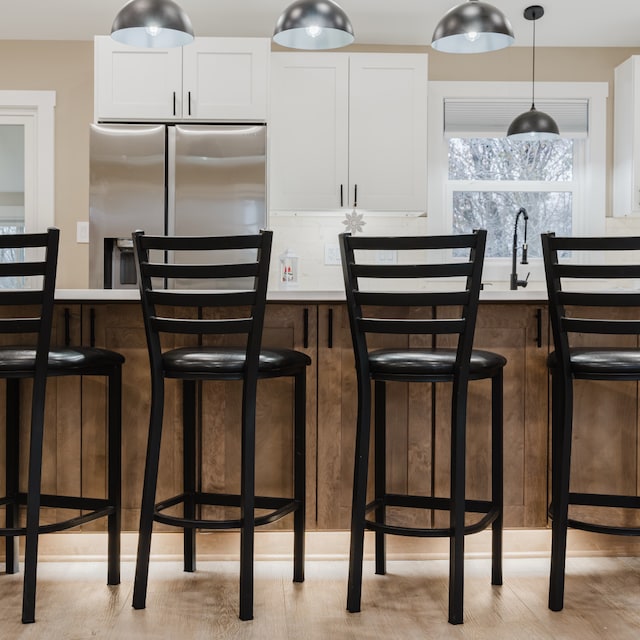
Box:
[188,91,192,116]
[303,307,309,349]
[172,91,176,117]
[354,184,358,208]
[340,184,344,208]
[90,307,96,348]
[64,307,71,347]
[328,308,333,349]
[535,308,542,348]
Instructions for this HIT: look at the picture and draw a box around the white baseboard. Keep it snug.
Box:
[8,529,640,563]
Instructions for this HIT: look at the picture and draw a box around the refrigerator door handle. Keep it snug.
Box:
[188,91,192,117]
[173,92,176,117]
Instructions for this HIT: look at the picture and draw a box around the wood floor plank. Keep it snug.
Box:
[1,557,640,638]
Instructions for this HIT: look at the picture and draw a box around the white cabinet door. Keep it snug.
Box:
[269,53,349,210]
[614,55,640,216]
[269,52,427,212]
[94,36,182,121]
[94,36,269,122]
[349,54,428,212]
[181,38,269,121]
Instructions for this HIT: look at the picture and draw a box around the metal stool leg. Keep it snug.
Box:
[183,380,197,573]
[107,367,122,586]
[293,370,306,583]
[346,375,372,613]
[239,377,257,621]
[491,371,503,586]
[448,378,468,625]
[22,372,48,623]
[549,372,573,611]
[374,380,386,576]
[5,378,20,575]
[133,375,165,610]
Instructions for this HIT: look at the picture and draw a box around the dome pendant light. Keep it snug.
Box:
[273,0,355,50]
[431,0,514,54]
[507,6,559,140]
[111,0,194,49]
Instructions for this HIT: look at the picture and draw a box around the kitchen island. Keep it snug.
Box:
[12,288,640,557]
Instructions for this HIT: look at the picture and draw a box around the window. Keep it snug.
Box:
[0,91,55,288]
[427,82,607,283]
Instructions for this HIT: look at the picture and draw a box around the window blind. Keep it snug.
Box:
[443,99,589,137]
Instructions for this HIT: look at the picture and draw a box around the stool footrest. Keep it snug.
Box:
[549,492,640,536]
[0,492,115,535]
[364,494,500,538]
[154,492,301,530]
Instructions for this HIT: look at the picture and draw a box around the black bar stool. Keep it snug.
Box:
[339,230,505,625]
[131,229,309,621]
[542,233,640,611]
[0,228,123,623]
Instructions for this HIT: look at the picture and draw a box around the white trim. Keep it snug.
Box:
[0,90,55,232]
[427,81,607,283]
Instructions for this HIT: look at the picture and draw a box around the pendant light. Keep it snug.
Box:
[507,6,559,140]
[111,0,194,48]
[431,0,514,54]
[273,0,355,50]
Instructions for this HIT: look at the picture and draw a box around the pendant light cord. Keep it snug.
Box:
[531,15,536,109]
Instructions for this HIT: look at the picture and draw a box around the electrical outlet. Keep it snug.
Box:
[376,250,397,265]
[324,243,341,265]
[76,221,89,243]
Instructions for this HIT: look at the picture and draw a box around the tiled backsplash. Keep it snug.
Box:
[266,212,640,292]
[268,211,427,291]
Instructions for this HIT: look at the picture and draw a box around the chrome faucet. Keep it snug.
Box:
[510,207,530,290]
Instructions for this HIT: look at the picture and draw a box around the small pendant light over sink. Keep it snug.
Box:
[507,5,559,140]
[111,0,194,48]
[431,0,514,54]
[273,0,355,50]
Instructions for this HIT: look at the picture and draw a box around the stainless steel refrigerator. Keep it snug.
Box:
[89,122,267,289]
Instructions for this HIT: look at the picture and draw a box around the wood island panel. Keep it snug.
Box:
[11,297,640,549]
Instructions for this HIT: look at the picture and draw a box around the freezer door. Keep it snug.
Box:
[170,124,267,288]
[89,123,166,288]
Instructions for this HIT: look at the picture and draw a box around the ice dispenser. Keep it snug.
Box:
[103,238,137,288]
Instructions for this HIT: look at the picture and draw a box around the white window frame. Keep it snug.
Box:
[0,91,55,232]
[427,81,607,283]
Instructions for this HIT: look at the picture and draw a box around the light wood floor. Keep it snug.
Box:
[1,556,640,639]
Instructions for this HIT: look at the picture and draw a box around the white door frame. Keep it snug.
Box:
[0,90,55,232]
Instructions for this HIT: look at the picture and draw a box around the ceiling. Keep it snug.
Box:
[2,1,640,48]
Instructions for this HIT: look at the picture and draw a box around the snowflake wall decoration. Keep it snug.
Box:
[342,210,366,234]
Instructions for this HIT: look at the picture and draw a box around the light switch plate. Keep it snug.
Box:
[76,221,89,243]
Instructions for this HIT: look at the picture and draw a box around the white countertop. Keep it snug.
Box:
[54,287,549,303]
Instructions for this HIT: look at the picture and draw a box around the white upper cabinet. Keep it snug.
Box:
[269,52,428,212]
[94,36,270,122]
[614,56,640,216]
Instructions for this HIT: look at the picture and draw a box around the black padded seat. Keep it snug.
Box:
[132,230,309,622]
[162,346,311,379]
[0,347,124,375]
[340,230,505,626]
[542,233,640,613]
[548,347,640,378]
[369,348,507,379]
[0,229,122,624]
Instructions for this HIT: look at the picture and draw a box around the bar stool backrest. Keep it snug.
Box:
[0,228,59,367]
[339,230,487,378]
[542,233,640,374]
[133,230,272,377]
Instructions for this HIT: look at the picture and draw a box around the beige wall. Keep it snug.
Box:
[0,40,93,288]
[0,40,639,287]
